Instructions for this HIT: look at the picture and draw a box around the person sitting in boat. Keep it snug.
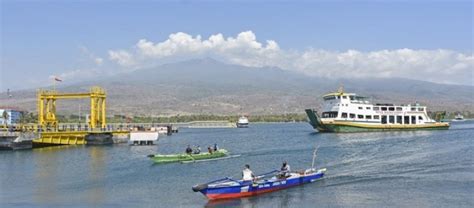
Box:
[207,146,213,154]
[185,145,193,154]
[279,161,291,178]
[194,145,201,154]
[213,143,218,151]
[242,164,255,182]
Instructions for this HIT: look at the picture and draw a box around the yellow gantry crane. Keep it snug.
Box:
[37,86,107,129]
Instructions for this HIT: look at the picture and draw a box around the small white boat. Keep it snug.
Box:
[236,116,249,128]
[452,113,465,122]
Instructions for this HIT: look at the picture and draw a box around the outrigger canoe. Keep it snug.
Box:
[148,149,228,163]
[192,168,326,200]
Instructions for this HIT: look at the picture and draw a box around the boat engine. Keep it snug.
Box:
[192,184,208,192]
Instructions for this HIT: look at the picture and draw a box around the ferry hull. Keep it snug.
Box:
[236,123,249,128]
[305,109,449,133]
[321,123,450,133]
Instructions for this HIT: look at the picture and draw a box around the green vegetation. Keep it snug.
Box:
[14,111,474,125]
[17,112,308,124]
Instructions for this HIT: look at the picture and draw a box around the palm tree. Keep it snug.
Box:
[3,110,9,128]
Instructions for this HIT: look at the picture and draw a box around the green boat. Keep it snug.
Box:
[149,149,228,163]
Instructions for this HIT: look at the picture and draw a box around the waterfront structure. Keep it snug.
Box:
[305,89,449,132]
[37,86,106,129]
[130,131,159,145]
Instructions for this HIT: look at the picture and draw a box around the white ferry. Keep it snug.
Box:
[236,116,249,128]
[305,89,449,132]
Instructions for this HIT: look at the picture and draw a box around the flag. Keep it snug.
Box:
[54,77,62,82]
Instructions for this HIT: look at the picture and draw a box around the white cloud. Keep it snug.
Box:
[79,46,104,66]
[108,31,474,85]
[109,50,135,67]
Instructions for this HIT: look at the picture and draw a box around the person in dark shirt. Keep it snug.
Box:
[185,145,193,154]
[280,161,291,178]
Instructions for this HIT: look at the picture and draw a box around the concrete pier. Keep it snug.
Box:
[85,132,114,145]
[0,132,36,150]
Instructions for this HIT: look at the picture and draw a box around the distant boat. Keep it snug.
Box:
[305,88,449,133]
[236,116,249,128]
[452,113,465,122]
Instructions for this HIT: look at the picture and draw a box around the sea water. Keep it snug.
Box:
[1,122,473,207]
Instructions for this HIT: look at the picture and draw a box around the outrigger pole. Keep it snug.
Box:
[311,146,319,170]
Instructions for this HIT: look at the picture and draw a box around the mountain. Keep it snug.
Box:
[1,58,473,116]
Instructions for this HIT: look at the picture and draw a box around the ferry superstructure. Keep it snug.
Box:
[305,90,449,132]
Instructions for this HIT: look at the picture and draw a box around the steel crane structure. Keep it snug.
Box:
[37,86,107,129]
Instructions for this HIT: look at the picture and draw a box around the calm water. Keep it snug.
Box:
[1,122,473,208]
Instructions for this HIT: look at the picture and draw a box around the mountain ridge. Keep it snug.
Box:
[1,58,473,116]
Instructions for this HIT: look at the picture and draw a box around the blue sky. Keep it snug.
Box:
[1,0,473,90]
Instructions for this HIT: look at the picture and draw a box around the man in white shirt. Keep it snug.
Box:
[242,164,255,181]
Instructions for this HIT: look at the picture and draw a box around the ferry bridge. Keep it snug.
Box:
[1,87,129,145]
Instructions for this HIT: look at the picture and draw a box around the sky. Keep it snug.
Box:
[1,0,473,91]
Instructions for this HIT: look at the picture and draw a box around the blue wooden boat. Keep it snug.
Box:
[192,168,326,200]
[193,148,326,200]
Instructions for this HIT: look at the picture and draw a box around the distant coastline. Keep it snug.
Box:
[12,112,473,125]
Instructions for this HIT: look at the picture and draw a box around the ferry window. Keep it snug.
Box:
[404,116,410,124]
[418,116,423,120]
[418,108,424,111]
[342,96,347,99]
[350,114,355,118]
[411,107,416,111]
[381,115,387,124]
[342,113,348,118]
[346,104,348,106]
[374,115,380,119]
[366,115,372,119]
[396,107,402,111]
[411,116,416,124]
[389,116,395,123]
[381,107,387,111]
[389,107,395,111]
[324,96,336,101]
[337,96,340,99]
[366,107,371,110]
[373,107,380,111]
[396,116,402,124]
[322,111,338,118]
[358,115,363,119]
[358,107,363,110]
[349,96,354,100]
